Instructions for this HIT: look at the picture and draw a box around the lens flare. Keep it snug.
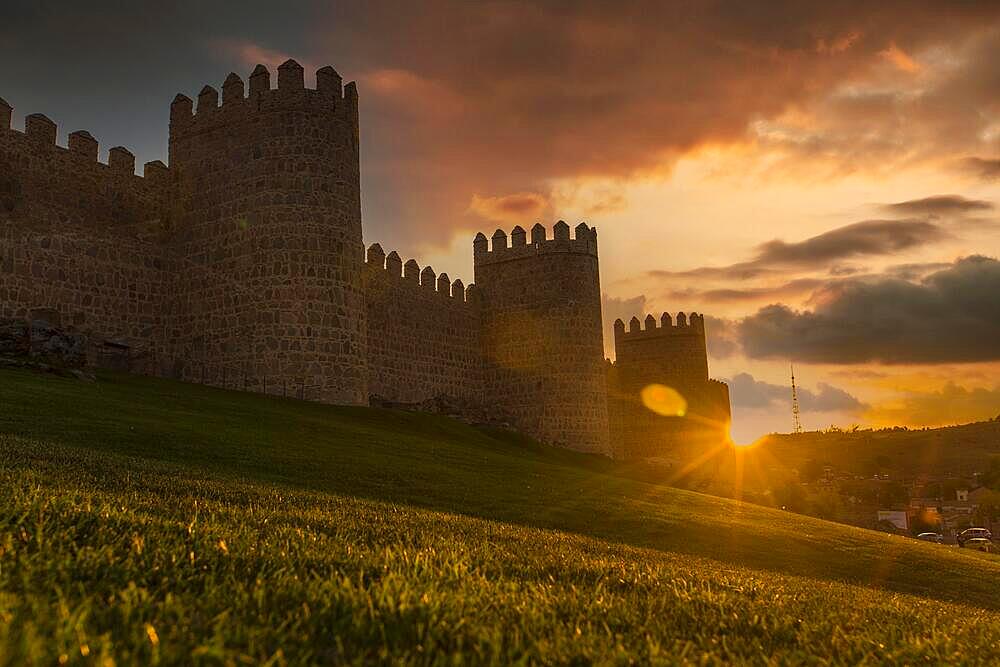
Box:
[727,425,759,448]
[640,383,687,417]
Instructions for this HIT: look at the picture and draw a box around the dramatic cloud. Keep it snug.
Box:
[752,25,1000,178]
[867,383,1000,427]
[324,2,1000,243]
[4,2,1000,245]
[467,192,549,225]
[879,195,994,218]
[739,255,1000,364]
[647,218,946,282]
[754,219,946,264]
[726,372,867,413]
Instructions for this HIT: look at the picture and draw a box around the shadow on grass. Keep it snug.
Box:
[2,367,998,613]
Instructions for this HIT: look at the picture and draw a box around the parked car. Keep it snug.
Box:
[964,538,993,553]
[958,528,993,547]
[917,532,943,544]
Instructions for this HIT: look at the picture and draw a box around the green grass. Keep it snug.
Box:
[2,367,1000,665]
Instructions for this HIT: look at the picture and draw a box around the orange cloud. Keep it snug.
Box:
[467,192,549,224]
[817,31,862,55]
[879,42,921,73]
[311,3,1000,246]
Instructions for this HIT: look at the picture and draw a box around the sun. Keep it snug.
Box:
[727,426,760,449]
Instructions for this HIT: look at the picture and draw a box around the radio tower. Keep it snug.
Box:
[790,363,803,434]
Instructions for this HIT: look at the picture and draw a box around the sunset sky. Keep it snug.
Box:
[3,1,999,441]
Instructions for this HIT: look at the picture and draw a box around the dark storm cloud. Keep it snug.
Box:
[647,219,946,281]
[738,255,1000,364]
[879,195,993,218]
[726,373,867,413]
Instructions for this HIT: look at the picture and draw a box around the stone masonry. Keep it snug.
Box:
[0,60,730,459]
[608,313,732,459]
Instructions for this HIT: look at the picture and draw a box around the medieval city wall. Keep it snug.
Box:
[0,225,173,356]
[609,312,731,459]
[0,62,730,460]
[362,243,482,402]
[0,102,170,230]
[0,101,175,363]
[474,221,611,456]
[165,62,368,404]
[613,312,710,391]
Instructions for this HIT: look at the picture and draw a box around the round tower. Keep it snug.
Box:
[474,220,611,455]
[166,60,366,404]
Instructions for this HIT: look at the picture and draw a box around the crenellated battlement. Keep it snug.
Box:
[0,98,171,233]
[364,242,475,305]
[473,220,598,266]
[1,54,727,461]
[613,312,705,341]
[0,103,170,183]
[168,60,358,136]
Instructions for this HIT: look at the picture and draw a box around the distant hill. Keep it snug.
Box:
[2,367,1000,663]
[753,420,1000,480]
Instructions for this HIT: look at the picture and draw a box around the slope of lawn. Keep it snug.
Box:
[2,367,1000,664]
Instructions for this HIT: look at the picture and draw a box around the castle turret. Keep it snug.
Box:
[610,311,730,459]
[167,62,366,404]
[474,220,610,455]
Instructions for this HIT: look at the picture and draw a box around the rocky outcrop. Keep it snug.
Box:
[0,318,91,378]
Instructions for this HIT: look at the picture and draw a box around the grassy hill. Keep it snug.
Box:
[2,368,1000,664]
[753,421,1000,479]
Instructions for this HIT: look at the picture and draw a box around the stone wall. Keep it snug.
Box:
[0,101,170,230]
[0,63,729,462]
[0,224,172,351]
[474,221,611,456]
[165,61,368,405]
[0,97,176,368]
[609,313,731,459]
[363,244,482,402]
[613,312,710,391]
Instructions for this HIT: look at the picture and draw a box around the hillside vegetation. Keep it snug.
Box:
[2,368,1000,664]
[754,421,1000,479]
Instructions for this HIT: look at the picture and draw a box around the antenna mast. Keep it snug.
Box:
[790,363,803,434]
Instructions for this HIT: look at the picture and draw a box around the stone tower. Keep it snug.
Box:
[609,312,731,459]
[1,55,730,459]
[166,61,367,403]
[474,221,611,455]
